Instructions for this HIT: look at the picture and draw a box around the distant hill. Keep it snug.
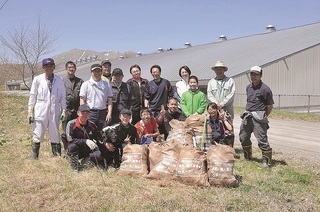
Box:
[0,49,139,87]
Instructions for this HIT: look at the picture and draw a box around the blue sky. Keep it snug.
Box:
[0,0,319,57]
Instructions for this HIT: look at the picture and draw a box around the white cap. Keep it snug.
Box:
[250,66,262,74]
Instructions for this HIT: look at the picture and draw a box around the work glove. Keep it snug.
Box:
[86,139,98,150]
[27,109,34,124]
[60,109,66,122]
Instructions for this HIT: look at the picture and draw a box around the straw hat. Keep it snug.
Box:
[211,60,228,71]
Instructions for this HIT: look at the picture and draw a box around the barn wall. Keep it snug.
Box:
[233,45,320,108]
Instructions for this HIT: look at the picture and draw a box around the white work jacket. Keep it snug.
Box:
[28,73,66,121]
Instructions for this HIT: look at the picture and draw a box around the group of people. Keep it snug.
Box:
[27,58,274,171]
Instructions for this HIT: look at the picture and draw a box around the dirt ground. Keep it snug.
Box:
[233,115,320,165]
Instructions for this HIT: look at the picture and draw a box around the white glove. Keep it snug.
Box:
[60,109,66,122]
[27,109,34,124]
[86,139,98,150]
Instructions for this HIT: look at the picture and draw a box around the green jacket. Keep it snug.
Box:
[180,89,207,117]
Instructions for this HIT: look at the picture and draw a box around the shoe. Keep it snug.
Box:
[80,157,96,170]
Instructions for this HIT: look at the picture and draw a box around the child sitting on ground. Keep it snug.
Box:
[135,108,160,145]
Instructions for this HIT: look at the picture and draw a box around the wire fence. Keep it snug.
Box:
[235,93,320,114]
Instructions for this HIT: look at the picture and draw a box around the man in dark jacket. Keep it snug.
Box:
[109,68,132,125]
[101,109,137,169]
[127,64,149,125]
[61,61,84,151]
[66,104,102,172]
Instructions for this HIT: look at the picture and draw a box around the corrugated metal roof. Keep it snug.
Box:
[67,22,320,82]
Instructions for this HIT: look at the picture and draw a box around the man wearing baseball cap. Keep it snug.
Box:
[79,64,113,132]
[109,68,132,125]
[101,108,137,169]
[239,66,274,168]
[27,58,66,159]
[101,60,112,82]
[66,104,103,172]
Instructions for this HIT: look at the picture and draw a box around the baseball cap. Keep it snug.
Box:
[42,58,55,66]
[112,68,123,76]
[101,60,111,66]
[90,64,102,71]
[120,108,132,115]
[250,66,262,74]
[78,104,90,112]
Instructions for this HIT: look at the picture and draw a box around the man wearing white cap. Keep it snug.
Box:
[80,64,113,132]
[239,66,274,168]
[207,60,235,120]
[27,58,66,159]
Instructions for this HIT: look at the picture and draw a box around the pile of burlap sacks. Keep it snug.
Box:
[118,114,239,187]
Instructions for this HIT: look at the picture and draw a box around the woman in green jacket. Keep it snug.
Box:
[180,75,207,117]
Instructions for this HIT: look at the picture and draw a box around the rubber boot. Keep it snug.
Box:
[261,150,272,168]
[32,142,40,160]
[68,152,79,172]
[51,143,61,157]
[242,145,252,160]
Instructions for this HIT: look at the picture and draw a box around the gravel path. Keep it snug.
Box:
[233,115,320,165]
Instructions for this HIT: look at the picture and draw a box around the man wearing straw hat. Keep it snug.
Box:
[207,60,235,147]
[207,60,235,120]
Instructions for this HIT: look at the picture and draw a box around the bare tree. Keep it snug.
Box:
[0,15,58,90]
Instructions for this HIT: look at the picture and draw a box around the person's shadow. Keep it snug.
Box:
[234,147,288,166]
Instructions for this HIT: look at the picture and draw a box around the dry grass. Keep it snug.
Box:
[0,94,319,212]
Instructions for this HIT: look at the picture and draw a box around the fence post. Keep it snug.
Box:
[307,95,310,113]
[278,94,281,110]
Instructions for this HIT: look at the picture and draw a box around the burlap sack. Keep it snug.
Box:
[147,140,180,180]
[185,114,212,134]
[174,146,210,187]
[169,119,186,130]
[166,128,194,147]
[117,144,149,177]
[148,141,164,171]
[207,144,239,187]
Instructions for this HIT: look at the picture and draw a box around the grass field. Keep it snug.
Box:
[0,94,319,211]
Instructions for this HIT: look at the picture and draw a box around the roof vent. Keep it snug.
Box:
[119,56,124,60]
[219,35,227,41]
[266,25,276,32]
[184,42,192,48]
[157,48,164,53]
[136,52,142,57]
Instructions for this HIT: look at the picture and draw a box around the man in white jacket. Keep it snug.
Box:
[207,60,235,120]
[27,58,66,159]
